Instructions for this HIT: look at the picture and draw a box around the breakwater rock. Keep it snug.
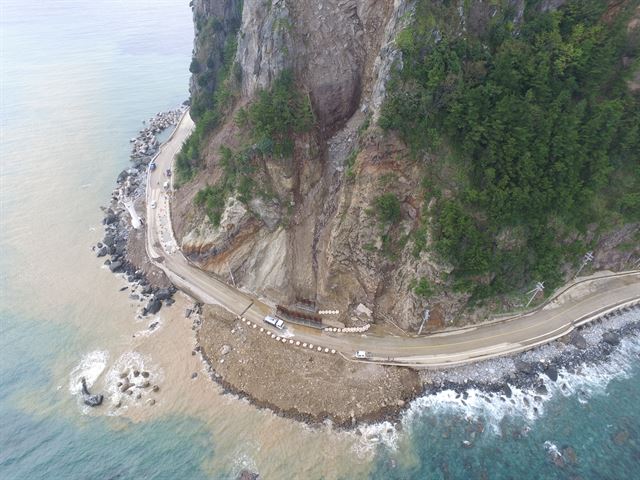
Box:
[129,109,184,163]
[93,108,186,313]
[80,377,103,407]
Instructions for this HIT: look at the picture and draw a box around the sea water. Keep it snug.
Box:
[1,1,639,479]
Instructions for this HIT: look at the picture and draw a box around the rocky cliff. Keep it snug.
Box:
[174,0,640,331]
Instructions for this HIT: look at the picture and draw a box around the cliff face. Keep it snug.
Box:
[176,0,640,331]
[189,0,243,118]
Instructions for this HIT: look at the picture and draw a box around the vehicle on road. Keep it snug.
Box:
[355,350,367,359]
[150,201,157,209]
[264,315,285,329]
[163,180,170,190]
[165,169,172,177]
[149,162,156,171]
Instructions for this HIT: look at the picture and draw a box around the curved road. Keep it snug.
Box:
[145,111,640,368]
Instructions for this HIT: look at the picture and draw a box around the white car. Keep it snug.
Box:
[355,350,367,359]
[150,201,157,209]
[264,315,285,329]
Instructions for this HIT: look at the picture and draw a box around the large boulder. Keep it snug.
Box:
[237,470,259,480]
[515,360,533,375]
[602,332,620,346]
[80,377,103,407]
[154,288,173,301]
[104,213,118,225]
[145,298,162,315]
[570,332,588,350]
[103,234,116,248]
[545,365,558,382]
[502,384,513,398]
[109,261,123,273]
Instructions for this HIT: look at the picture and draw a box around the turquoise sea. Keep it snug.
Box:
[1,1,639,478]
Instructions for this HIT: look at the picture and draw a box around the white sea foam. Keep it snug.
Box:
[544,440,562,458]
[403,328,640,436]
[104,351,163,412]
[230,451,258,478]
[133,317,162,337]
[68,350,109,395]
[548,333,640,401]
[404,383,549,435]
[352,421,400,456]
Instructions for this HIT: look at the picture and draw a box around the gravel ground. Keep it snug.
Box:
[196,305,422,427]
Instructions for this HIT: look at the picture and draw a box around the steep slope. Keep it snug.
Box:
[173,0,640,331]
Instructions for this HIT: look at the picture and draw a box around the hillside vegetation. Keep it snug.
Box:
[381,0,640,300]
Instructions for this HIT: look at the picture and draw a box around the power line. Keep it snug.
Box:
[417,308,430,336]
[525,281,545,308]
[574,251,594,279]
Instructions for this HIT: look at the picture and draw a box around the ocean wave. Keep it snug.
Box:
[548,332,639,401]
[352,421,400,456]
[403,329,640,436]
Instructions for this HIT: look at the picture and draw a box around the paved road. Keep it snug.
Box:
[145,111,640,368]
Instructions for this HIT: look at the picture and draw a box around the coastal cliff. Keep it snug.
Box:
[174,0,640,332]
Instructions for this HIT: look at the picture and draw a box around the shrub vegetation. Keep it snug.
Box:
[193,71,316,225]
[380,0,640,299]
[236,70,314,158]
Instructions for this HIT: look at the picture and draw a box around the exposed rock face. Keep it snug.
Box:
[236,0,293,97]
[178,0,637,332]
[181,0,425,325]
[189,0,243,116]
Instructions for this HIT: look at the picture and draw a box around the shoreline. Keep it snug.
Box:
[193,306,422,430]
[96,108,640,430]
[192,304,639,429]
[93,108,187,309]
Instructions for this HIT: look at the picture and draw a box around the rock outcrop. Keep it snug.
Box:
[80,377,103,407]
[176,0,639,332]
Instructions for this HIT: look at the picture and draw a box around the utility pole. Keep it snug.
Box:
[525,281,545,308]
[227,262,236,287]
[574,251,594,279]
[418,308,430,336]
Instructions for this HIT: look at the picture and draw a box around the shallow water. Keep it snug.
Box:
[1,1,639,479]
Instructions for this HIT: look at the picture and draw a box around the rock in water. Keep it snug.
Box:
[535,383,548,395]
[562,446,578,465]
[602,332,620,346]
[515,360,533,375]
[109,261,123,273]
[145,298,162,315]
[502,384,513,398]
[545,365,558,382]
[571,332,588,350]
[237,470,260,480]
[154,288,172,300]
[80,377,103,407]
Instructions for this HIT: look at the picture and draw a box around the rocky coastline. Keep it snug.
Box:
[192,304,639,431]
[93,108,186,319]
[194,340,420,430]
[94,107,639,431]
[420,309,640,400]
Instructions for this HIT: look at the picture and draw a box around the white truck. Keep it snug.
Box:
[355,350,367,359]
[264,315,285,330]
